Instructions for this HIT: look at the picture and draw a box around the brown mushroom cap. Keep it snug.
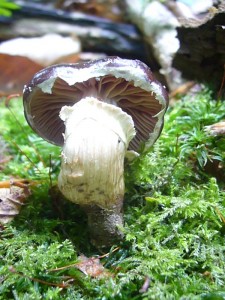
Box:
[23,56,168,152]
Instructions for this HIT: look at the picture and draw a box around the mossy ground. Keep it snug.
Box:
[0,88,225,299]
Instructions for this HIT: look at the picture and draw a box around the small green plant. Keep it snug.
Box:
[164,90,225,170]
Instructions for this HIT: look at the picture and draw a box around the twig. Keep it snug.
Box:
[9,266,72,288]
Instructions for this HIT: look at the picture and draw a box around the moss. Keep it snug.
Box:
[0,88,225,299]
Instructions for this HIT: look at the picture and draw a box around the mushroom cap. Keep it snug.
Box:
[23,56,168,152]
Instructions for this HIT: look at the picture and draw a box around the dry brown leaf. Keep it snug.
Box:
[0,50,104,96]
[0,54,43,95]
[0,180,31,223]
[75,254,112,278]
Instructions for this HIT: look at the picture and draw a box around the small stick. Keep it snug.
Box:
[215,207,225,224]
[9,266,71,288]
[217,63,225,100]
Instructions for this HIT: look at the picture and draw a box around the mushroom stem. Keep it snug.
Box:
[58,97,135,247]
[82,204,124,247]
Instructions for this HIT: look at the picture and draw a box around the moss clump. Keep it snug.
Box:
[0,89,225,299]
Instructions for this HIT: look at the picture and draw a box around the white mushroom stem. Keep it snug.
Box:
[58,97,136,246]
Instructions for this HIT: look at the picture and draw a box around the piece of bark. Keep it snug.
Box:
[125,0,180,90]
[173,5,225,89]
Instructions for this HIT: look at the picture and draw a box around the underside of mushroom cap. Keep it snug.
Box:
[23,56,169,152]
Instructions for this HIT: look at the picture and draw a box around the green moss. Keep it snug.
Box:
[0,98,60,181]
[0,89,225,299]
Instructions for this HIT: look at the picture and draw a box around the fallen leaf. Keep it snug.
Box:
[0,54,43,95]
[0,180,31,223]
[75,255,112,278]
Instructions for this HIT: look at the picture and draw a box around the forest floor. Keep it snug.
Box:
[0,88,225,299]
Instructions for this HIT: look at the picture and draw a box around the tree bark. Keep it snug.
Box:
[173,5,225,89]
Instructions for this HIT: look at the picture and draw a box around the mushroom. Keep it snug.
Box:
[23,56,168,247]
